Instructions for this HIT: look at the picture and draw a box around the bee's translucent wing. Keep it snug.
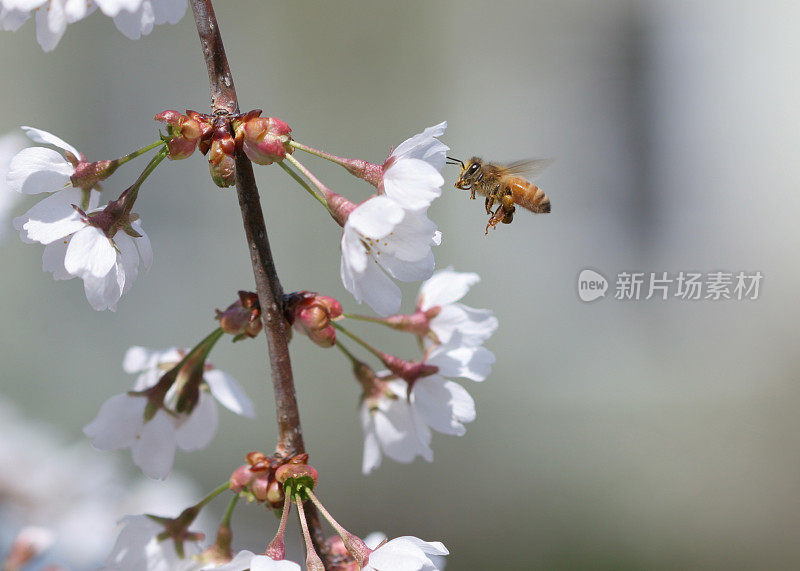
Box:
[499,159,553,179]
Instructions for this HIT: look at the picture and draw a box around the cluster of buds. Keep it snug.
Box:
[215,291,262,341]
[284,291,343,348]
[154,109,293,188]
[229,452,315,510]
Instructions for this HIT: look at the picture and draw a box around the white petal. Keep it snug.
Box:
[131,220,153,270]
[360,406,382,475]
[374,390,432,464]
[430,304,498,346]
[367,536,448,571]
[152,0,186,25]
[81,265,123,311]
[41,239,73,279]
[379,248,435,282]
[63,0,94,23]
[348,195,404,239]
[427,341,495,382]
[132,410,177,479]
[350,256,402,317]
[390,122,449,171]
[205,369,255,418]
[16,188,86,244]
[250,556,303,571]
[7,147,73,194]
[93,0,141,17]
[114,229,140,293]
[123,346,163,373]
[111,2,154,39]
[175,392,218,451]
[64,226,116,277]
[34,4,67,52]
[412,377,475,436]
[0,9,31,32]
[364,532,388,550]
[381,208,439,262]
[419,269,480,309]
[83,393,147,450]
[210,551,257,571]
[21,127,80,158]
[382,158,443,211]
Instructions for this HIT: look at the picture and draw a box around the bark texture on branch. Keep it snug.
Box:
[189,0,328,563]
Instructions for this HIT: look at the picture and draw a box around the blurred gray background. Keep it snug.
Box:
[2,0,799,568]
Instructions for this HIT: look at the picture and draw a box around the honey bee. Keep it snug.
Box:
[447,156,551,234]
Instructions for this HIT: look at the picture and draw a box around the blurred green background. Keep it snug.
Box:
[2,0,799,568]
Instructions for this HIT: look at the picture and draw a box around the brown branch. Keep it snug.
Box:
[189,0,328,563]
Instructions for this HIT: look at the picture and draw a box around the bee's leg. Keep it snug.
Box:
[484,195,495,215]
[485,203,505,234]
[470,186,476,200]
[501,205,516,224]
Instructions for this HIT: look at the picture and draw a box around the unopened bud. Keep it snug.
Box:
[216,291,262,340]
[155,110,211,160]
[229,464,254,492]
[285,292,343,348]
[236,112,293,165]
[276,463,318,488]
[266,480,284,507]
[70,159,119,191]
[208,123,237,188]
[251,473,271,502]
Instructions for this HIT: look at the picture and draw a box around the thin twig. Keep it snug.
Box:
[188,0,328,563]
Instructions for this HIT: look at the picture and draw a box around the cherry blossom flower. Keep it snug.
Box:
[379,122,448,211]
[84,346,255,479]
[418,269,498,347]
[9,126,102,244]
[361,336,494,474]
[104,515,203,571]
[0,0,187,50]
[0,0,96,51]
[361,534,448,571]
[0,131,26,242]
[205,551,301,571]
[340,195,441,317]
[94,0,187,41]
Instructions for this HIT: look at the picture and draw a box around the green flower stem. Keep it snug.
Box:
[120,147,169,217]
[334,340,361,366]
[278,159,327,208]
[221,493,239,528]
[343,312,392,326]
[117,139,167,167]
[288,140,347,166]
[193,481,232,513]
[331,322,383,361]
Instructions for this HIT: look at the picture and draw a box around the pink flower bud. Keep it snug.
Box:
[251,472,271,501]
[70,159,119,191]
[208,123,237,188]
[229,464,254,492]
[275,463,318,486]
[286,292,342,348]
[155,110,211,160]
[215,291,262,340]
[236,115,293,165]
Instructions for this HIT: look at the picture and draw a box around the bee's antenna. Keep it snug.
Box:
[446,156,465,168]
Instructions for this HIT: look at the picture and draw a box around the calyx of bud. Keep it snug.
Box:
[155,110,212,160]
[216,291,262,341]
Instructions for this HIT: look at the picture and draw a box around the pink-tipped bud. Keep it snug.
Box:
[216,291,262,340]
[236,114,293,165]
[251,472,271,502]
[285,292,343,348]
[208,123,237,188]
[155,110,211,160]
[266,480,284,507]
[379,353,439,385]
[229,464,254,492]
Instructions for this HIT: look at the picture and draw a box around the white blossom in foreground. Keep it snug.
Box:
[361,336,494,474]
[104,515,202,571]
[94,0,187,40]
[0,396,201,568]
[0,0,95,51]
[0,0,187,50]
[84,346,255,479]
[379,122,448,211]
[0,131,25,242]
[363,534,449,571]
[340,195,441,316]
[417,268,498,347]
[205,550,301,571]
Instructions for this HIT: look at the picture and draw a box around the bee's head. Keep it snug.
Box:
[448,156,482,189]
